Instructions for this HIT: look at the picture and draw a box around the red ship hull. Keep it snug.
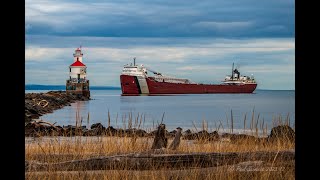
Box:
[120,75,257,95]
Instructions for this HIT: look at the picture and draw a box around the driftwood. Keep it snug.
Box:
[168,127,182,150]
[34,120,58,129]
[26,150,294,172]
[151,124,168,149]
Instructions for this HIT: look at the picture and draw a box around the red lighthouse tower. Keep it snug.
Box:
[66,47,90,98]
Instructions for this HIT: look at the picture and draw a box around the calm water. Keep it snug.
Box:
[25,90,295,133]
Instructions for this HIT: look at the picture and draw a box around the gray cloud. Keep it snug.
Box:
[25,0,294,89]
[25,0,294,37]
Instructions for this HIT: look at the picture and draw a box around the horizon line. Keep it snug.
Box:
[25,84,295,91]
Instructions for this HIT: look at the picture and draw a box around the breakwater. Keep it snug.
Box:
[25,91,90,122]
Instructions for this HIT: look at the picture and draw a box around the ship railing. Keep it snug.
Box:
[67,79,89,83]
[155,79,191,84]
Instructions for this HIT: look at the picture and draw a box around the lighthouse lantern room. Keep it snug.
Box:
[66,47,90,98]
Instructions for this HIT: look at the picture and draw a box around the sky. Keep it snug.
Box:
[25,0,295,90]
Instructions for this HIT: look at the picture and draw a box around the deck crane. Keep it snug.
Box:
[145,67,162,76]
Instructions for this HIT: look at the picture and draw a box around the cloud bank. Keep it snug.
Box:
[25,0,295,90]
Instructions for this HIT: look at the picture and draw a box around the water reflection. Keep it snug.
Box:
[37,90,294,131]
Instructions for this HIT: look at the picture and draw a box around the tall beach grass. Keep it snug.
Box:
[26,109,295,179]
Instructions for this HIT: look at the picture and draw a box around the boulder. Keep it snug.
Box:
[268,125,295,142]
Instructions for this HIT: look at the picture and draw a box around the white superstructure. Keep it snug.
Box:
[121,58,192,84]
[222,63,256,84]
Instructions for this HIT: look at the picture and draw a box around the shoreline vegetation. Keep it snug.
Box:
[25,91,295,179]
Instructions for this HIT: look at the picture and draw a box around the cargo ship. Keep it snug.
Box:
[120,58,257,95]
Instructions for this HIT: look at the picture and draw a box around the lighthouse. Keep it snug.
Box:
[66,47,90,98]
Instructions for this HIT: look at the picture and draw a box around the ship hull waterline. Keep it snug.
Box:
[120,75,257,95]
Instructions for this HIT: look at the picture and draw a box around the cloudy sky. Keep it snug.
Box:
[25,0,295,90]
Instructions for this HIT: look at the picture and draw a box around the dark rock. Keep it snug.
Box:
[83,128,101,136]
[86,123,106,135]
[229,134,257,143]
[116,129,126,137]
[268,125,295,142]
[91,123,105,130]
[125,128,147,137]
[106,126,117,135]
[221,133,233,138]
[62,125,85,136]
[195,130,210,140]
[183,129,192,135]
[135,129,147,137]
[209,131,220,141]
[183,130,219,141]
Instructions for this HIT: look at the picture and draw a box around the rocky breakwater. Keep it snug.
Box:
[25,91,90,122]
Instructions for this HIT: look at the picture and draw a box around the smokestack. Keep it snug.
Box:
[134,57,136,66]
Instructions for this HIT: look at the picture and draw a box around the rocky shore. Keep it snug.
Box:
[25,119,295,144]
[25,91,90,122]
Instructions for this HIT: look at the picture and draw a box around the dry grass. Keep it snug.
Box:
[25,135,294,179]
[26,111,295,179]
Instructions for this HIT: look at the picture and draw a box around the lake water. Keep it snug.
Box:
[25,89,295,133]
